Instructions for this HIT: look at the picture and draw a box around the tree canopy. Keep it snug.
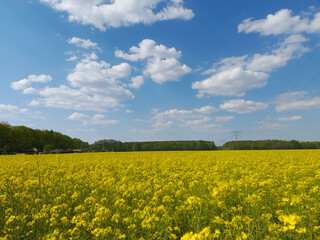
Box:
[0,122,89,153]
[221,140,320,150]
[90,139,217,152]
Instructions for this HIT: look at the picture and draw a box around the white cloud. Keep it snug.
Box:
[22,87,38,95]
[144,57,191,84]
[257,121,286,129]
[193,105,218,114]
[11,75,52,90]
[0,104,28,118]
[187,123,221,132]
[67,60,132,97]
[220,99,268,114]
[275,91,320,112]
[81,53,99,63]
[11,79,30,91]
[148,106,224,132]
[66,55,78,61]
[152,108,194,121]
[68,37,98,49]
[67,112,118,125]
[116,39,191,83]
[238,9,320,36]
[13,56,134,112]
[40,0,194,31]
[115,39,181,61]
[30,85,123,111]
[215,116,234,122]
[193,35,308,97]
[133,104,230,133]
[247,54,289,73]
[193,67,268,97]
[194,9,314,99]
[129,76,144,89]
[202,56,247,75]
[26,75,52,83]
[151,105,220,123]
[0,104,44,122]
[115,39,181,62]
[180,117,221,132]
[247,35,309,72]
[30,83,132,112]
[152,121,173,130]
[181,117,212,126]
[278,115,302,121]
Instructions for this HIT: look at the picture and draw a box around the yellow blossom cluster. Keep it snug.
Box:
[0,150,320,239]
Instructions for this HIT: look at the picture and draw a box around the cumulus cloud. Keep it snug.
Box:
[67,60,132,97]
[116,39,191,84]
[180,117,221,132]
[129,76,144,89]
[144,57,191,84]
[115,39,181,61]
[194,9,314,99]
[150,108,221,132]
[278,115,302,121]
[13,55,134,111]
[148,105,223,132]
[238,9,320,36]
[152,105,217,123]
[186,123,221,132]
[152,121,173,130]
[179,117,221,132]
[11,75,52,90]
[202,56,247,75]
[66,55,78,62]
[220,99,268,114]
[40,0,194,31]
[181,117,212,126]
[152,108,194,122]
[193,35,308,97]
[67,112,118,125]
[30,85,126,111]
[193,105,218,114]
[0,104,43,122]
[22,87,38,95]
[0,104,28,118]
[247,35,309,72]
[257,121,286,129]
[68,37,98,49]
[215,116,234,122]
[193,67,268,97]
[29,61,133,110]
[275,91,320,112]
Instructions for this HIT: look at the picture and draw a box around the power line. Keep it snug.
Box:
[250,49,320,128]
[230,130,242,141]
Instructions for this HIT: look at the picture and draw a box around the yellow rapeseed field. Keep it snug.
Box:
[1,150,320,239]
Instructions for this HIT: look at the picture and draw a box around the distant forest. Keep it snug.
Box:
[221,140,320,150]
[1,122,320,154]
[90,139,217,152]
[0,122,89,154]
[0,122,216,153]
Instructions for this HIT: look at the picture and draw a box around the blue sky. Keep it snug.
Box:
[1,0,320,144]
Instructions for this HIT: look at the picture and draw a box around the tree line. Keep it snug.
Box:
[221,140,320,150]
[0,122,89,154]
[2,122,320,154]
[90,139,217,152]
[0,122,216,154]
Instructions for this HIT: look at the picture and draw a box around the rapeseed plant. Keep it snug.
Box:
[0,150,320,239]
